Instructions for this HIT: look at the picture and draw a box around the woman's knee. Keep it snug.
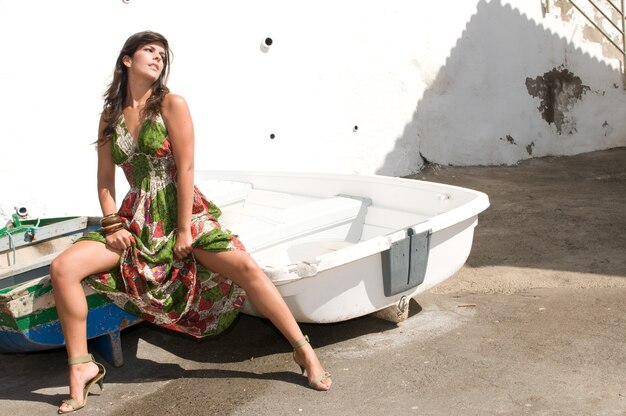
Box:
[233,253,260,276]
[221,253,266,287]
[50,252,79,285]
[49,255,68,284]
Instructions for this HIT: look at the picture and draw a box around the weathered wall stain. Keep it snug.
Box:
[554,0,622,60]
[525,66,590,135]
[583,26,622,60]
[555,0,575,22]
[580,8,623,60]
[499,135,517,145]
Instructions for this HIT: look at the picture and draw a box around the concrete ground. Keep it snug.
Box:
[1,148,625,416]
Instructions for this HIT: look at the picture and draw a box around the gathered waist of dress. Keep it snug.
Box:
[126,174,177,194]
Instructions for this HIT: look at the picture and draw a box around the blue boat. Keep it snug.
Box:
[0,215,141,367]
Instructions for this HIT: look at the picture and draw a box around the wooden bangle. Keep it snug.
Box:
[102,222,123,231]
[102,227,123,236]
[101,223,125,235]
[100,213,121,223]
[101,216,123,227]
[102,221,124,230]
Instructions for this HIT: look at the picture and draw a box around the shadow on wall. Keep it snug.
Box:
[377,0,625,174]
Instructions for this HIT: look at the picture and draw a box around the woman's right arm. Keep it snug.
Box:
[97,114,134,251]
[97,115,118,216]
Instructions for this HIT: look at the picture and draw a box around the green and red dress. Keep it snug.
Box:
[80,114,246,337]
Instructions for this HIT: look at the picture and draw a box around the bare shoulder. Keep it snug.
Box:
[161,94,193,138]
[162,93,190,117]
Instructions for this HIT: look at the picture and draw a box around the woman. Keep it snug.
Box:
[51,30,331,414]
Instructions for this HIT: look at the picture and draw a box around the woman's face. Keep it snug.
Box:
[124,42,166,82]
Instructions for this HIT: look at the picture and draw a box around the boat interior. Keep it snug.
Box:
[203,179,431,269]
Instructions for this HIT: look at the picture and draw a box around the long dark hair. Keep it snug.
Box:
[99,31,172,143]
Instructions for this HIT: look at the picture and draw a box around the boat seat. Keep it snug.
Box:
[221,193,371,251]
[197,180,253,207]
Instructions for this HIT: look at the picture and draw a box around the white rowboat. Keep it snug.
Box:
[196,171,489,323]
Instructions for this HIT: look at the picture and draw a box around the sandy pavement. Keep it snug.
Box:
[1,148,625,415]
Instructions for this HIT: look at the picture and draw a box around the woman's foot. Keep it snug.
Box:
[58,360,101,414]
[292,337,332,391]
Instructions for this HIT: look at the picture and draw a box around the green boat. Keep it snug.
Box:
[0,215,141,367]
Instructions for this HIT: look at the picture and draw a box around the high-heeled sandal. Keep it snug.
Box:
[58,354,106,414]
[291,335,332,391]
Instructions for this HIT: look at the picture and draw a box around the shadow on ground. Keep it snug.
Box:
[0,298,423,406]
[411,147,626,278]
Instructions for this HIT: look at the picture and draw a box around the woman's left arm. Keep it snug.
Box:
[162,94,195,259]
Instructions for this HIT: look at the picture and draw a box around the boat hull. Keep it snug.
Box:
[0,216,142,365]
[241,216,478,322]
[196,170,490,323]
[0,276,141,366]
[0,170,489,343]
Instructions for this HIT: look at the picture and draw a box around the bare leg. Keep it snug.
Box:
[50,240,121,412]
[193,248,332,390]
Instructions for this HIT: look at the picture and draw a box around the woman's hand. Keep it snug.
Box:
[174,229,193,260]
[105,228,135,252]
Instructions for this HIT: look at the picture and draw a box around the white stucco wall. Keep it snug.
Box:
[417,0,626,166]
[1,0,625,219]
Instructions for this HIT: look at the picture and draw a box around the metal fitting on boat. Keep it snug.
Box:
[15,206,28,218]
[397,296,409,315]
[372,295,410,323]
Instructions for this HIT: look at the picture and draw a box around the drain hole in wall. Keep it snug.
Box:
[353,125,359,132]
[270,133,276,140]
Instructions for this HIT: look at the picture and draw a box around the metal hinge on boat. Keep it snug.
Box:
[381,228,431,296]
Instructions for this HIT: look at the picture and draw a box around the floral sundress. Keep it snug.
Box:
[80,113,246,337]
